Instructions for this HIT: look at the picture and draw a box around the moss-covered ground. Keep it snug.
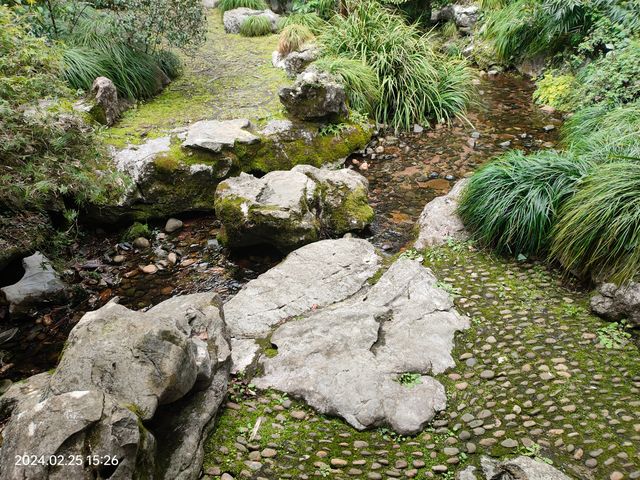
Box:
[101,10,289,149]
[204,242,640,479]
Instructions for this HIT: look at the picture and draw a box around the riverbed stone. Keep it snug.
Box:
[1,252,67,318]
[414,179,469,249]
[590,282,640,326]
[253,257,469,434]
[214,165,373,251]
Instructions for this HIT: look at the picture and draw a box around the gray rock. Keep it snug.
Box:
[0,293,230,480]
[89,76,126,126]
[165,217,184,233]
[50,293,227,420]
[215,165,373,251]
[1,252,67,317]
[0,389,155,480]
[183,118,260,154]
[481,455,571,480]
[432,4,479,33]
[272,45,319,78]
[279,69,348,121]
[223,8,280,34]
[456,466,478,480]
[414,179,469,249]
[591,282,640,326]
[225,238,380,341]
[253,257,469,434]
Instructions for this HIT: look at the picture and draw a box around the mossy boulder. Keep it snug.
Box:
[89,117,372,224]
[214,164,373,252]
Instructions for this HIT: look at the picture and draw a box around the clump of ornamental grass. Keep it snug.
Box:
[277,12,327,34]
[217,0,268,14]
[551,160,640,283]
[239,15,273,37]
[277,24,315,55]
[458,149,591,257]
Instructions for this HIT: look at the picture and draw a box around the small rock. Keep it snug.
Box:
[113,255,125,264]
[141,264,158,274]
[165,218,183,233]
[167,252,178,265]
[543,124,556,132]
[290,410,307,420]
[133,237,150,249]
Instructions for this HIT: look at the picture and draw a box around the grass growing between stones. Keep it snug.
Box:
[204,242,639,479]
[100,10,287,148]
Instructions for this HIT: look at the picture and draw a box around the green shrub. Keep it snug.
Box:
[277,24,315,55]
[570,40,640,109]
[155,50,183,80]
[533,72,576,111]
[217,0,268,13]
[458,150,591,256]
[290,0,336,20]
[320,0,473,130]
[551,160,640,283]
[313,56,380,115]
[277,12,327,34]
[239,15,273,36]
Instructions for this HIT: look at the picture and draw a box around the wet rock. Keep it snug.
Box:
[214,165,373,252]
[253,257,469,434]
[591,282,640,326]
[133,236,151,249]
[414,179,469,249]
[183,119,260,154]
[165,217,184,233]
[0,252,67,317]
[223,8,280,34]
[480,455,571,480]
[279,70,348,121]
[272,45,319,78]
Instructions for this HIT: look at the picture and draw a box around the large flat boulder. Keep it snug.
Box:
[225,238,380,341]
[182,118,260,153]
[0,293,230,480]
[1,252,67,318]
[215,165,373,251]
[414,179,469,249]
[480,455,572,480]
[253,257,469,434]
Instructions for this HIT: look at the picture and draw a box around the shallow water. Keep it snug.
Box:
[354,74,560,251]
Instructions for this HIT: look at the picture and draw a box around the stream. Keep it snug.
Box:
[0,73,560,383]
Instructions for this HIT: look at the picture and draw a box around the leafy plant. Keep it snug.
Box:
[123,222,152,241]
[458,150,591,257]
[217,0,268,14]
[277,23,315,55]
[320,0,473,130]
[313,56,380,115]
[533,72,576,110]
[596,320,632,349]
[551,160,640,283]
[291,0,336,19]
[396,372,422,387]
[318,122,348,136]
[239,15,273,37]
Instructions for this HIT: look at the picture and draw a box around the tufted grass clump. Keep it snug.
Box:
[217,0,268,13]
[277,24,315,55]
[277,12,327,35]
[239,15,273,37]
[320,0,473,130]
[458,150,591,257]
[313,56,380,115]
[551,160,640,283]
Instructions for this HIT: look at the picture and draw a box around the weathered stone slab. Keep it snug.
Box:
[182,118,260,153]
